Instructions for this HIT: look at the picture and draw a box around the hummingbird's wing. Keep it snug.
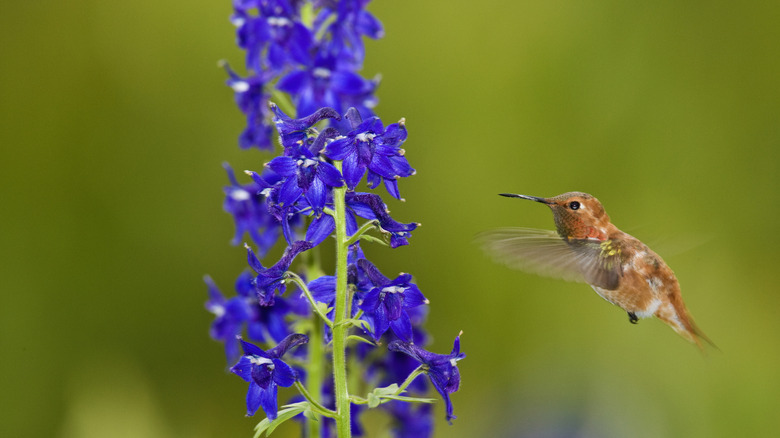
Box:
[477,227,622,290]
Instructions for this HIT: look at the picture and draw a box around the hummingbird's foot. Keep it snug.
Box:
[628,312,639,324]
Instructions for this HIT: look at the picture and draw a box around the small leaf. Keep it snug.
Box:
[254,404,307,437]
[315,301,332,315]
[335,318,370,330]
[302,408,319,422]
[380,395,436,404]
[372,383,400,397]
[346,335,375,346]
[360,234,389,246]
[367,392,380,409]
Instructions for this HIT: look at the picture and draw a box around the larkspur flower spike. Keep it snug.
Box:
[209,1,465,435]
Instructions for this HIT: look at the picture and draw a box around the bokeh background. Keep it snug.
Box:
[2,1,779,437]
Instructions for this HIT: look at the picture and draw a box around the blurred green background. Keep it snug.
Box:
[2,1,779,437]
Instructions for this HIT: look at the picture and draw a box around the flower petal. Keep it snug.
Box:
[324,138,353,160]
[276,70,307,94]
[317,161,344,187]
[246,246,264,273]
[359,288,381,313]
[308,275,336,304]
[239,338,268,358]
[230,356,254,383]
[279,176,303,206]
[389,311,413,343]
[246,382,263,416]
[306,214,335,247]
[401,284,427,308]
[259,383,279,419]
[342,152,365,189]
[267,333,310,358]
[271,358,296,387]
[357,258,391,286]
[304,177,327,214]
[266,156,296,176]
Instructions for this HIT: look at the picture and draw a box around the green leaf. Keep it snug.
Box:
[359,234,389,246]
[302,409,319,422]
[372,383,400,397]
[253,404,307,437]
[361,384,437,409]
[334,318,369,330]
[367,392,380,409]
[380,395,437,404]
[346,335,375,346]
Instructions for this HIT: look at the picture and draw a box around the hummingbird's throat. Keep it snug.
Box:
[585,226,608,241]
[559,222,607,241]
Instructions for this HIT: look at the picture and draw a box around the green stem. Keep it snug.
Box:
[397,366,426,393]
[294,381,336,418]
[301,244,327,438]
[332,161,351,438]
[344,220,379,247]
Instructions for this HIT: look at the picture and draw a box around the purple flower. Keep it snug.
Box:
[230,334,309,419]
[324,108,414,199]
[266,146,343,217]
[387,334,465,423]
[357,259,428,342]
[245,169,305,245]
[265,109,345,215]
[205,275,251,363]
[235,271,300,345]
[299,191,418,249]
[246,240,313,305]
[315,0,384,70]
[222,164,281,255]
[270,104,341,149]
[346,193,418,247]
[232,0,311,72]
[277,54,378,120]
[224,64,274,149]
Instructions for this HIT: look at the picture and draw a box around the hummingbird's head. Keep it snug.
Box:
[500,191,611,240]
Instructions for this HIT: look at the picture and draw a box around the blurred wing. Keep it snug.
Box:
[476,228,622,290]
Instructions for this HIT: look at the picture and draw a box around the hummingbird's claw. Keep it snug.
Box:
[628,312,639,324]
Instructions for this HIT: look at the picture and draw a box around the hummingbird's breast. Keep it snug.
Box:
[591,234,677,319]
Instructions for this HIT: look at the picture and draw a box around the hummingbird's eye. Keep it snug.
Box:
[569,201,580,210]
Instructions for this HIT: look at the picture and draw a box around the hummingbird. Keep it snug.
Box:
[479,192,711,348]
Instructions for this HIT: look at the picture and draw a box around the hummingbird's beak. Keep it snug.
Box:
[499,193,553,204]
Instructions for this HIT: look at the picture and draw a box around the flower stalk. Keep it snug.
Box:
[303,248,327,438]
[206,2,466,436]
[331,159,352,437]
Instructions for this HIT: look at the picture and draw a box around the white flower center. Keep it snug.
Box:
[209,304,225,317]
[230,188,251,201]
[356,133,376,142]
[296,158,319,168]
[313,67,331,79]
[382,286,406,294]
[230,80,250,93]
[267,16,292,27]
[250,356,274,368]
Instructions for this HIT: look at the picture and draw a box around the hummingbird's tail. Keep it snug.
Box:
[655,294,715,351]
